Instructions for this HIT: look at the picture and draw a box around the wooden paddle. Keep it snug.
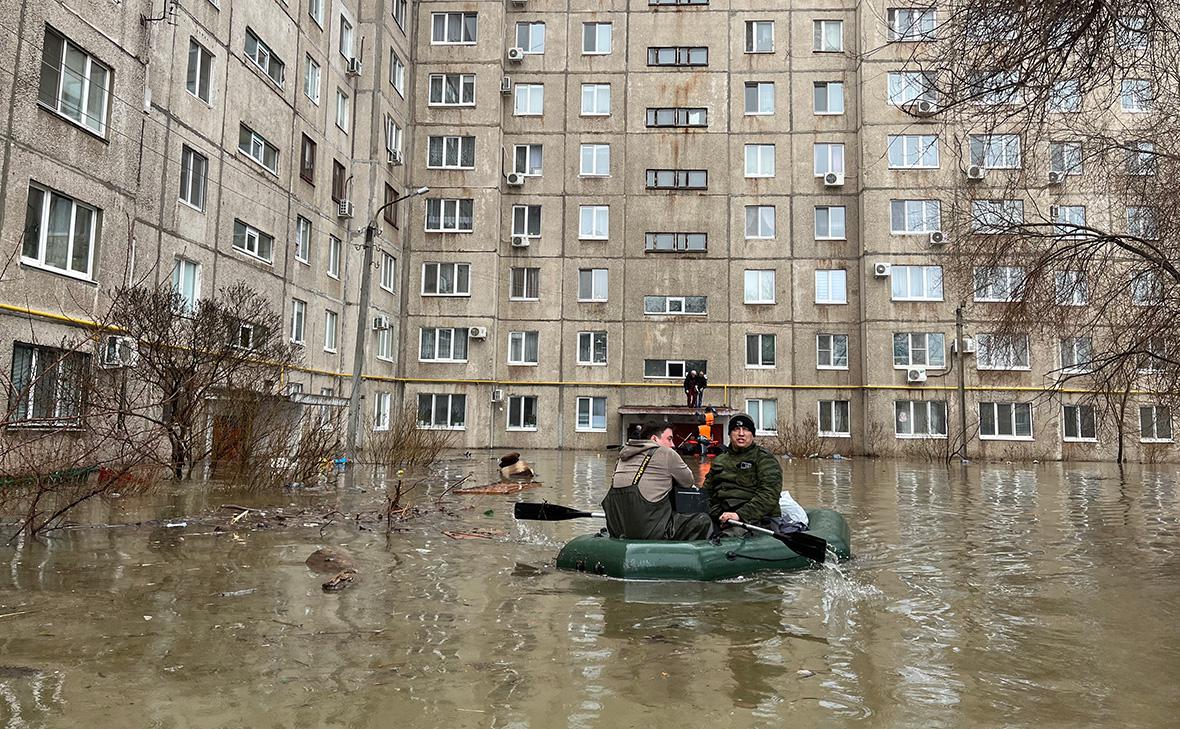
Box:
[513,502,829,564]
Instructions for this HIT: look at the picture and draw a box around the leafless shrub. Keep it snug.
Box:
[364,406,457,472]
[765,417,834,459]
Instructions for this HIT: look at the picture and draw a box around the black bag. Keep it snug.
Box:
[673,486,708,514]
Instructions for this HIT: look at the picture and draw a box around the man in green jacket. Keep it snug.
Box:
[703,414,783,529]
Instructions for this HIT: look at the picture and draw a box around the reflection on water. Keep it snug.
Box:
[1,453,1179,728]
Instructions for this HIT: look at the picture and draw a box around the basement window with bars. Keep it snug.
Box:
[9,343,89,426]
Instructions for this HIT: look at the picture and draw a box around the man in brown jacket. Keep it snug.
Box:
[601,422,713,540]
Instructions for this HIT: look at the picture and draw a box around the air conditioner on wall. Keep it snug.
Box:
[928,230,947,245]
[346,57,362,76]
[100,335,139,368]
[906,368,928,383]
[387,149,403,165]
[372,315,390,331]
[1047,170,1066,185]
[510,235,530,248]
[965,164,986,180]
[904,99,938,116]
[491,388,505,402]
[507,47,525,62]
[338,200,354,219]
[823,172,845,187]
[468,326,488,339]
[505,172,525,187]
[500,76,513,94]
[952,337,977,354]
[873,262,891,277]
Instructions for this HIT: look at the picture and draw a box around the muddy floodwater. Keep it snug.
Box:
[2,452,1179,728]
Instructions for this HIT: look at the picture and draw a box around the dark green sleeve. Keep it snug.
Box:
[735,449,782,523]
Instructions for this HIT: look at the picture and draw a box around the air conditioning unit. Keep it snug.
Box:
[345,57,362,76]
[952,337,977,354]
[873,262,891,277]
[1047,170,1066,185]
[928,230,947,245]
[337,200,354,219]
[510,235,530,248]
[505,172,525,187]
[387,148,403,166]
[906,367,928,383]
[500,76,513,94]
[491,388,505,403]
[507,47,525,62]
[902,99,938,117]
[1049,205,1060,219]
[468,326,488,339]
[965,165,986,180]
[511,0,527,6]
[823,172,845,187]
[372,315,391,331]
[100,335,139,368]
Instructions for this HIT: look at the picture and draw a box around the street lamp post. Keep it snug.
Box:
[344,186,429,476]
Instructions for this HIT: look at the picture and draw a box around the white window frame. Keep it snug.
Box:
[380,252,397,292]
[376,327,393,360]
[577,331,608,366]
[510,267,540,301]
[746,399,778,435]
[511,204,542,239]
[976,333,1031,371]
[745,205,776,239]
[971,200,1025,234]
[817,333,849,370]
[179,145,208,211]
[9,343,88,424]
[421,262,472,296]
[425,198,475,233]
[514,84,544,116]
[373,391,391,431]
[1062,404,1097,442]
[744,269,776,304]
[516,21,545,54]
[21,184,99,281]
[1049,141,1083,175]
[508,330,540,366]
[1055,270,1087,306]
[813,81,844,115]
[744,144,776,178]
[815,269,848,304]
[335,88,349,130]
[814,206,846,240]
[643,296,707,316]
[818,400,851,437]
[579,206,609,240]
[887,71,937,105]
[512,144,544,177]
[974,266,1025,302]
[419,327,469,363]
[1049,79,1082,112]
[813,19,844,52]
[417,393,467,430]
[1120,79,1152,112]
[39,28,111,135]
[323,310,338,353]
[1060,336,1093,374]
[979,401,1034,440]
[888,135,940,169]
[895,400,948,439]
[294,215,311,263]
[390,51,405,97]
[744,82,775,115]
[507,395,539,432]
[1140,405,1173,442]
[745,333,776,369]
[304,55,321,105]
[327,235,341,279]
[890,265,944,301]
[238,124,279,175]
[308,0,324,28]
[232,219,273,263]
[576,396,607,432]
[245,28,284,87]
[577,268,609,302]
[290,298,306,344]
[813,143,845,176]
[893,332,946,368]
[339,15,354,58]
[172,257,200,313]
[427,136,476,170]
[427,73,476,106]
[580,144,611,177]
[745,20,775,53]
[969,134,1022,169]
[887,7,937,41]
[582,22,613,55]
[430,12,477,45]
[581,83,611,116]
[1052,205,1087,238]
[186,38,213,104]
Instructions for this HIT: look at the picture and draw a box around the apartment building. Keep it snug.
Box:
[0,0,1173,463]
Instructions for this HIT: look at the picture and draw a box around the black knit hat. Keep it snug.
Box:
[728,414,756,433]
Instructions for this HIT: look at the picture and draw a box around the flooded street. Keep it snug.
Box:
[2,451,1178,728]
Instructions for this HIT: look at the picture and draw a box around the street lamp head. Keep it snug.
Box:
[414,186,430,195]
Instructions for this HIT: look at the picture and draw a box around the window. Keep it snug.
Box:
[815,270,848,304]
[746,334,776,368]
[577,268,609,302]
[643,296,707,315]
[417,393,467,430]
[581,84,611,115]
[646,169,708,190]
[178,146,208,210]
[419,327,469,363]
[245,28,284,86]
[1127,206,1158,239]
[22,184,99,279]
[893,332,946,368]
[510,267,540,300]
[579,206,609,240]
[425,198,474,232]
[382,117,403,159]
[507,396,539,431]
[303,56,320,104]
[581,144,611,177]
[645,233,707,252]
[393,0,407,29]
[969,134,1022,169]
[390,51,405,96]
[813,82,844,114]
[818,400,851,436]
[9,343,88,424]
[887,135,939,169]
[508,331,540,365]
[1060,336,1092,373]
[1131,270,1161,306]
[331,160,345,202]
[744,270,775,304]
[512,144,543,176]
[422,262,471,296]
[428,74,476,106]
[887,7,937,41]
[309,0,324,27]
[744,82,774,115]
[327,235,341,279]
[186,39,213,103]
[1126,141,1157,176]
[427,136,475,169]
[813,20,844,51]
[1055,271,1087,306]
[1049,141,1083,175]
[1139,338,1167,373]
[813,143,845,177]
[382,184,400,229]
[238,124,278,174]
[887,72,937,105]
[583,22,612,54]
[890,199,941,234]
[974,266,1025,302]
[294,216,311,263]
[299,135,316,182]
[746,399,778,435]
[172,258,200,313]
[646,108,708,128]
[1063,404,1097,441]
[644,360,707,379]
[376,326,393,360]
[746,21,774,53]
[234,323,259,352]
[968,71,1022,105]
[232,219,273,262]
[1140,406,1172,442]
[1049,80,1082,112]
[1052,205,1087,237]
[979,402,1033,439]
[1120,79,1152,112]
[1118,14,1149,49]
[512,205,542,239]
[817,333,849,369]
[514,84,544,115]
[745,206,775,239]
[38,28,111,135]
[380,252,397,292]
[516,22,545,53]
[891,265,943,301]
[338,15,354,57]
[373,392,391,431]
[335,88,349,130]
[976,333,1031,370]
[815,206,846,240]
[290,299,306,344]
[576,396,607,432]
[577,331,608,365]
[970,200,1024,233]
[895,401,947,437]
[431,12,477,44]
[744,144,775,178]
[647,47,709,66]
[323,310,338,352]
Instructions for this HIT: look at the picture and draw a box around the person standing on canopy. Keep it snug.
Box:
[703,414,801,533]
[693,370,708,407]
[602,422,713,540]
[683,370,698,407]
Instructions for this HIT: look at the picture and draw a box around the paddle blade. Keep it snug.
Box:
[513,502,593,522]
[774,531,829,564]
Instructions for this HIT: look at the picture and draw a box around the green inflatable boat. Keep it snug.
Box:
[555,508,851,581]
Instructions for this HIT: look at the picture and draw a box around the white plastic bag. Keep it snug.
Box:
[778,490,809,527]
